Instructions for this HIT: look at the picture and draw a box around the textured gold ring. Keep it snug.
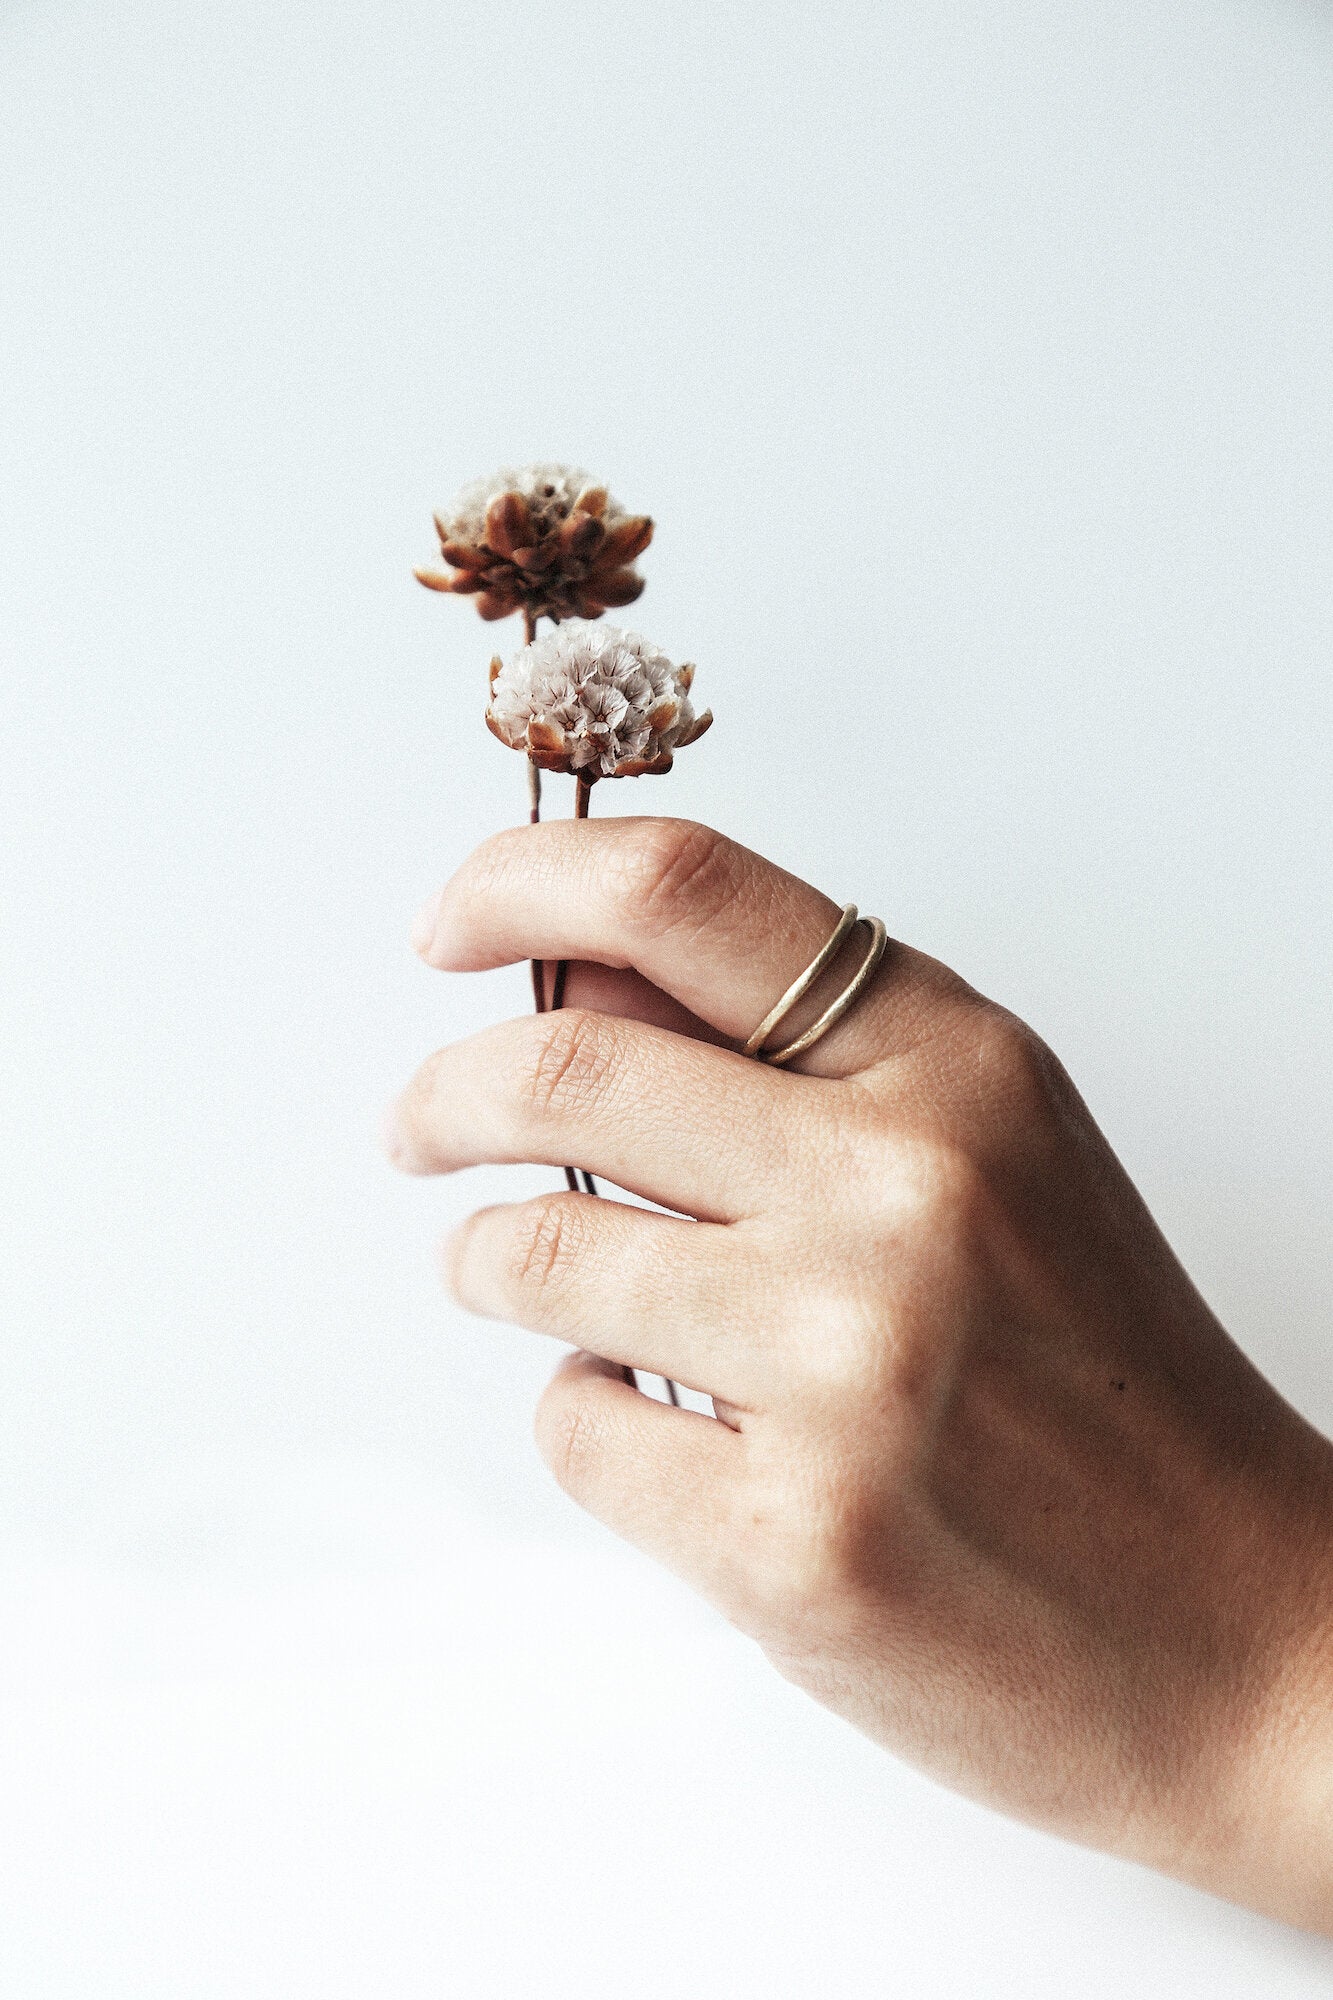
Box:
[745,908,890,1067]
[741,903,859,1056]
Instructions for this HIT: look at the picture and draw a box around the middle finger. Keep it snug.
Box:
[386,1005,821,1220]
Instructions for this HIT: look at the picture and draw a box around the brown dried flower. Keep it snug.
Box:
[486,621,711,781]
[415,462,653,625]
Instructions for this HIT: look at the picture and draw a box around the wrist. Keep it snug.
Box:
[1185,1427,1333,1931]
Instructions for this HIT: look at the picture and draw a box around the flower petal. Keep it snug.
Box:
[594,517,653,567]
[437,536,489,571]
[484,491,532,559]
[675,708,713,746]
[527,716,567,755]
[476,589,520,620]
[594,568,645,608]
[558,512,605,560]
[511,542,558,572]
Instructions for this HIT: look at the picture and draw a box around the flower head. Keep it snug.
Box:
[416,463,652,625]
[486,622,712,780]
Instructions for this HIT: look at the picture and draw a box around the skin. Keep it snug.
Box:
[387,815,1333,1932]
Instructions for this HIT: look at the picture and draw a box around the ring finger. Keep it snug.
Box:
[447,1194,776,1408]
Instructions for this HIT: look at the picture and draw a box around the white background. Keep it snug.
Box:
[3,0,1333,1990]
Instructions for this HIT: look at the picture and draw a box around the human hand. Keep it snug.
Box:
[389,817,1333,1931]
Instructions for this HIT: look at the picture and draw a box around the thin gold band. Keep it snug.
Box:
[741,904,859,1057]
[754,916,889,1067]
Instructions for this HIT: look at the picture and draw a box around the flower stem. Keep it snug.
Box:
[523,610,546,1014]
[548,777,647,1399]
[550,775,594,1194]
[520,699,637,1389]
[527,756,545,1012]
[547,776,590,1014]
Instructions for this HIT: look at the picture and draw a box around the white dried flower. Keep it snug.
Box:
[486,622,712,781]
[447,463,631,544]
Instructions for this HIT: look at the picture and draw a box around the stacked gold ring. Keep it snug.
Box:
[743,903,889,1067]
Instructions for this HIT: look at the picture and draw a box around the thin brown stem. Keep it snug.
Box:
[503,616,629,1383]
[549,778,595,1196]
[547,776,591,1014]
[523,609,545,1013]
[527,757,544,1012]
[546,775,630,1386]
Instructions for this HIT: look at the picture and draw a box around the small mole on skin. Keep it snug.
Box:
[1112,1380,1126,1392]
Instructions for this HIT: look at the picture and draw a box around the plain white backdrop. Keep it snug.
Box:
[2,0,1332,1991]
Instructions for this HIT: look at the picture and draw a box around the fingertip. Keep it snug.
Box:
[439,1206,501,1311]
[534,1352,602,1486]
[413,884,480,972]
[381,1098,411,1168]
[410,885,445,961]
[438,1217,467,1297]
[381,1096,431,1175]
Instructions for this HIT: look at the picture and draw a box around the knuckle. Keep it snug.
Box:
[814,1087,898,1207]
[535,1383,604,1500]
[868,1140,996,1288]
[918,1139,991,1236]
[736,1463,894,1654]
[510,1196,586,1299]
[788,1278,881,1398]
[966,1008,1066,1125]
[755,1528,837,1640]
[615,819,736,938]
[524,1008,621,1121]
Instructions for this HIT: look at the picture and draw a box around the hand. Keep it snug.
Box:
[389,816,1333,1931]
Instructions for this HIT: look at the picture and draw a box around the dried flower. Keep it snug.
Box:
[416,462,653,625]
[486,622,712,781]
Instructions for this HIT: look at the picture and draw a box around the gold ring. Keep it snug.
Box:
[747,912,889,1067]
[741,903,859,1056]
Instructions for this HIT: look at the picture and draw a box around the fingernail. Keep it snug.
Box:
[411,887,444,958]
